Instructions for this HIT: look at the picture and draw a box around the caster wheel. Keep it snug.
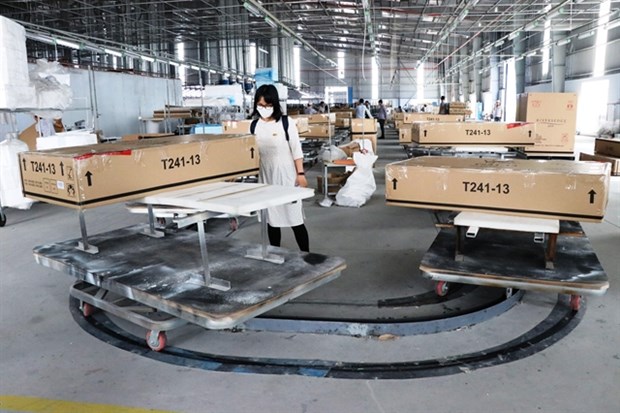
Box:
[81,302,95,317]
[0,213,6,227]
[505,287,513,298]
[435,281,449,297]
[146,331,167,352]
[570,295,581,311]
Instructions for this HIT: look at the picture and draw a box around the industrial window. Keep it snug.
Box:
[417,63,424,101]
[338,51,345,79]
[371,56,379,100]
[594,0,611,77]
[249,43,257,75]
[175,42,186,85]
[294,46,301,88]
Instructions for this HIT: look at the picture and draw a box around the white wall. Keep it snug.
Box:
[1,66,182,142]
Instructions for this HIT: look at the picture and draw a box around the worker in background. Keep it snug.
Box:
[355,98,373,119]
[364,100,371,118]
[376,99,387,139]
[438,96,449,114]
[396,106,403,113]
[420,104,427,113]
[252,84,310,252]
[304,103,317,115]
[317,101,327,113]
[493,100,503,122]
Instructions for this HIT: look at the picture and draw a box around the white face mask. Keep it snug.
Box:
[257,106,274,119]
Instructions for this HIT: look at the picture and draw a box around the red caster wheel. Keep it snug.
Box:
[81,302,95,317]
[435,281,449,297]
[146,330,167,352]
[570,295,581,311]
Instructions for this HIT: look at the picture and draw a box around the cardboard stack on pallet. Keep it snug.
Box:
[516,92,577,155]
[580,137,620,176]
[291,113,335,138]
[334,111,351,129]
[447,102,471,117]
[350,118,377,153]
[398,114,465,144]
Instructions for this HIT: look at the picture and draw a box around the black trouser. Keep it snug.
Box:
[268,224,310,252]
[378,119,385,139]
[494,117,501,122]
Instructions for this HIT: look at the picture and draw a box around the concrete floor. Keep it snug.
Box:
[1,133,619,413]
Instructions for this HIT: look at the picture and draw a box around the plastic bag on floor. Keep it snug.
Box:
[0,133,34,209]
[335,151,378,208]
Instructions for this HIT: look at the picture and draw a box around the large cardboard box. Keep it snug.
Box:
[304,124,335,138]
[222,120,252,134]
[580,152,620,176]
[299,113,336,124]
[404,113,464,123]
[335,118,350,128]
[121,133,176,142]
[335,111,353,119]
[351,133,377,154]
[394,113,406,121]
[395,120,405,130]
[294,116,309,133]
[411,121,536,146]
[385,157,610,222]
[351,118,377,133]
[517,92,577,153]
[399,126,414,144]
[19,134,260,209]
[594,137,620,158]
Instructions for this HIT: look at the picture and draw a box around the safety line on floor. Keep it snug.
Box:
[0,395,176,413]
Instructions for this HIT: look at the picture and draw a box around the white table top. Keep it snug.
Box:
[139,182,315,216]
[454,211,560,234]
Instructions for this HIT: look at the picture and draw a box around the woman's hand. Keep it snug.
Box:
[296,175,308,188]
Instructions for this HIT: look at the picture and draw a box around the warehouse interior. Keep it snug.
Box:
[1,1,619,412]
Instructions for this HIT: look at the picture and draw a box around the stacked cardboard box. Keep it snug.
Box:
[448,102,471,116]
[19,134,260,209]
[351,119,377,153]
[294,116,309,134]
[579,138,620,176]
[297,113,336,124]
[304,124,335,138]
[222,120,252,134]
[516,92,577,154]
[385,157,611,222]
[410,121,536,146]
[335,118,350,128]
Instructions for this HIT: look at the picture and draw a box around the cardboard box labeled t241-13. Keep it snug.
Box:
[385,157,610,222]
[19,134,259,209]
[411,121,536,146]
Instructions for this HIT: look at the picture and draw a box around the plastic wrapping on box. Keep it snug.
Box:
[0,134,34,209]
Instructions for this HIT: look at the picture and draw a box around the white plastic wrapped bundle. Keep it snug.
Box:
[321,145,348,162]
[0,17,37,108]
[335,151,378,208]
[0,133,34,209]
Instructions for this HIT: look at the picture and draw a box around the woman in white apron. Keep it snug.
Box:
[252,84,310,252]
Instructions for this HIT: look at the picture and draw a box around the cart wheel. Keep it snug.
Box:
[229,217,239,232]
[570,295,581,311]
[505,287,513,298]
[81,302,95,317]
[435,281,449,297]
[0,213,6,227]
[146,330,167,352]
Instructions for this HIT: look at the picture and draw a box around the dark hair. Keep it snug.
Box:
[440,95,445,100]
[358,98,364,104]
[253,84,283,121]
[378,99,383,104]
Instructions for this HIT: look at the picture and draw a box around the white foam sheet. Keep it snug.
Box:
[140,182,315,216]
[454,211,560,234]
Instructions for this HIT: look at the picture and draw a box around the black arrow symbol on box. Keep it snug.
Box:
[528,131,532,138]
[423,130,427,137]
[250,147,255,159]
[392,178,398,190]
[59,161,64,176]
[588,189,596,204]
[22,158,26,171]
[85,171,93,186]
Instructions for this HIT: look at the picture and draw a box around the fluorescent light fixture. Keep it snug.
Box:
[508,30,520,40]
[243,1,262,17]
[209,69,217,73]
[264,17,278,29]
[577,30,595,40]
[27,33,55,44]
[524,21,538,31]
[515,56,524,61]
[140,55,155,62]
[56,38,80,49]
[282,30,292,38]
[556,38,571,46]
[495,40,505,47]
[258,47,269,54]
[169,61,180,67]
[104,48,122,57]
[190,65,200,70]
[607,19,620,30]
[223,72,231,77]
[526,51,537,57]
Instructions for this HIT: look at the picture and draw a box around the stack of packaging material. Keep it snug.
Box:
[0,16,36,108]
[516,92,577,155]
[294,113,335,138]
[334,110,352,129]
[580,138,620,176]
[350,119,377,153]
[36,130,99,150]
[448,102,471,116]
[153,107,193,119]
